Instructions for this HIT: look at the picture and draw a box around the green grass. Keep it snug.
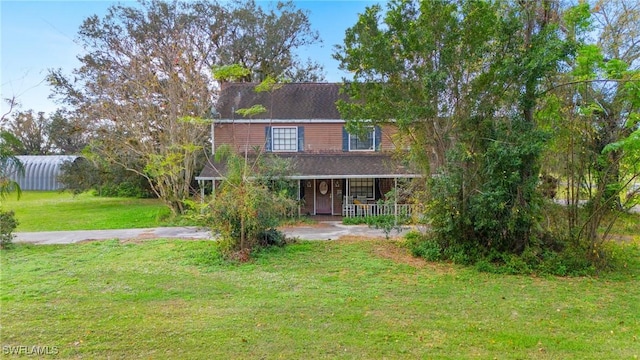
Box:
[2,239,639,359]
[3,192,172,231]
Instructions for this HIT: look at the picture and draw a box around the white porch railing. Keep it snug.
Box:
[342,203,412,218]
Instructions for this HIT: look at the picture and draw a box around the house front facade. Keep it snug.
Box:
[196,83,420,217]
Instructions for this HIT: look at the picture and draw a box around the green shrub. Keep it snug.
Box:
[342,216,368,225]
[257,228,288,247]
[207,146,298,259]
[59,157,154,198]
[0,210,18,249]
[405,231,442,261]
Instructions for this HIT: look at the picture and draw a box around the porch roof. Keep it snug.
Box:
[196,153,421,180]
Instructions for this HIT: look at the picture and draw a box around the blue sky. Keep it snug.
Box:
[1,0,380,116]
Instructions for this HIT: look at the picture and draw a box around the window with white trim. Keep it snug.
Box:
[272,127,298,152]
[350,178,374,199]
[349,128,375,151]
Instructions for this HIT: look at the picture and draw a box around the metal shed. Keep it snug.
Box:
[8,155,83,191]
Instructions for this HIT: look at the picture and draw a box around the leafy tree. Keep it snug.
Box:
[48,0,323,215]
[0,134,22,200]
[336,0,574,257]
[48,110,88,154]
[208,145,297,259]
[205,70,297,258]
[214,1,323,82]
[0,133,23,249]
[1,108,87,155]
[536,0,640,266]
[4,110,52,155]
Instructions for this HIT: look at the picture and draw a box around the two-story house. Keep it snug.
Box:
[196,82,420,217]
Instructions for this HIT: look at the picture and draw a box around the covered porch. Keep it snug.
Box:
[196,153,421,218]
[296,177,414,218]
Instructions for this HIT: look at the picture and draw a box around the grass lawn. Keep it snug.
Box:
[1,239,639,359]
[3,192,172,232]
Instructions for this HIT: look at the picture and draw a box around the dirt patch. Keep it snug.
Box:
[333,235,429,268]
[354,238,457,273]
[371,240,429,269]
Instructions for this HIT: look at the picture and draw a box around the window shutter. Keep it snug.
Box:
[375,126,382,151]
[342,127,349,152]
[265,126,272,152]
[297,126,304,152]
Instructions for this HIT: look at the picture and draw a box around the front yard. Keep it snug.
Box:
[1,239,638,359]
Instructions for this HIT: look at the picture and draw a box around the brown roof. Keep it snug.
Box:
[197,153,420,180]
[215,83,348,120]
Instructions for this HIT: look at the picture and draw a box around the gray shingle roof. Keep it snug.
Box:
[215,83,347,120]
[197,153,420,180]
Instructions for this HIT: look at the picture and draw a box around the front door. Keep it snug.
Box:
[316,180,332,214]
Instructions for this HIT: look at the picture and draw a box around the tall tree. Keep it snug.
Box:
[0,133,22,201]
[5,110,52,155]
[48,0,323,214]
[538,0,640,260]
[336,0,574,256]
[48,110,89,154]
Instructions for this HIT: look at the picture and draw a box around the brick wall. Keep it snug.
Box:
[214,122,399,153]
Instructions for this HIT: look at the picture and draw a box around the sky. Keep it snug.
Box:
[0,0,380,116]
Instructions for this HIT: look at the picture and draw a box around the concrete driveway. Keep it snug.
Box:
[14,227,212,245]
[14,222,415,245]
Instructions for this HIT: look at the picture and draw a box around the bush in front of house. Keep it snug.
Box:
[0,210,18,249]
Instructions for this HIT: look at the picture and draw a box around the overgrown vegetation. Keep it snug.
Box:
[342,188,414,240]
[0,210,18,249]
[58,156,154,198]
[0,132,22,249]
[203,146,297,260]
[335,0,640,273]
[47,0,323,215]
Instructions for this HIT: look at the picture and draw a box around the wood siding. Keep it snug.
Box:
[214,122,399,153]
[300,180,314,215]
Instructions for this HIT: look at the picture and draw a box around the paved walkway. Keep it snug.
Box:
[14,222,415,245]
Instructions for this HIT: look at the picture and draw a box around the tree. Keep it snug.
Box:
[48,110,88,154]
[335,0,575,259]
[4,109,52,155]
[48,0,323,215]
[0,97,19,126]
[0,135,22,201]
[536,0,640,264]
[0,133,23,249]
[205,69,297,258]
[208,145,297,259]
[214,1,324,82]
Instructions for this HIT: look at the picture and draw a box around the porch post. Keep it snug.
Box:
[199,180,204,203]
[394,177,398,226]
[298,180,301,217]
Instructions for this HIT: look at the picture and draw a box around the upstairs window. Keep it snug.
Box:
[272,127,298,152]
[349,128,375,151]
[343,126,381,152]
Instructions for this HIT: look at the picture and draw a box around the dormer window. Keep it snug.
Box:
[349,128,375,151]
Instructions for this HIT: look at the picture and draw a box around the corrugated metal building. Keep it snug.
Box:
[7,155,83,191]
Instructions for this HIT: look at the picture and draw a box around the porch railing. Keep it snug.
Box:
[342,203,412,218]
